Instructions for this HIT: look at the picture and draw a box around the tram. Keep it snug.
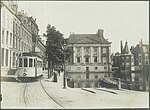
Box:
[16,52,43,81]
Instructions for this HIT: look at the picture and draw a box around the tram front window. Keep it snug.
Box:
[24,58,28,67]
[29,59,33,67]
[19,58,22,67]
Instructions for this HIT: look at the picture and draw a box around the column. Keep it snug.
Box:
[81,47,84,63]
[98,47,101,63]
[90,47,93,63]
[73,46,76,64]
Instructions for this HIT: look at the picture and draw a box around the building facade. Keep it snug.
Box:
[112,41,134,82]
[1,1,46,75]
[131,40,149,91]
[66,29,112,88]
[112,40,149,91]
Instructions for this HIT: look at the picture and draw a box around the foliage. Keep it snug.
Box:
[44,24,64,64]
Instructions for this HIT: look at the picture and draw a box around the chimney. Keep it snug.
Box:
[97,29,104,37]
[121,41,123,54]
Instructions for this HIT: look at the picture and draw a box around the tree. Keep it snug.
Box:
[44,24,64,78]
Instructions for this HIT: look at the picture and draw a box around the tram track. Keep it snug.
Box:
[39,79,65,109]
[23,83,28,107]
[22,79,64,108]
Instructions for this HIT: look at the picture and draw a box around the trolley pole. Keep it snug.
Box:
[63,52,66,89]
[62,43,67,89]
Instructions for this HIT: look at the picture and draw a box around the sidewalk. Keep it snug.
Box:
[41,71,149,109]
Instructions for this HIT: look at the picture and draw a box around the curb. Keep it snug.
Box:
[95,88,117,94]
[81,88,96,94]
[1,76,17,82]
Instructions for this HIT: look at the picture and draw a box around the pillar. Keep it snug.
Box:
[73,46,76,64]
[98,47,101,63]
[90,47,93,63]
[81,47,84,63]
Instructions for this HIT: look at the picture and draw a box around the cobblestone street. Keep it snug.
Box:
[1,72,149,109]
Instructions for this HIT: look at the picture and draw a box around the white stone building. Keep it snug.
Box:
[66,29,112,88]
[1,1,33,75]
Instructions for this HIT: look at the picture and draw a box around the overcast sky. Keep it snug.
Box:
[17,1,149,52]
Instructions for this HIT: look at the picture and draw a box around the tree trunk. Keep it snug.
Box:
[48,60,50,78]
[50,60,53,77]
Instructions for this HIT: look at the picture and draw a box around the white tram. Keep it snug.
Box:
[16,52,43,81]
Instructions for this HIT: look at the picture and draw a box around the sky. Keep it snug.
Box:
[17,1,149,53]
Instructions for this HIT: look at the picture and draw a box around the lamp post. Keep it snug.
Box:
[62,43,67,89]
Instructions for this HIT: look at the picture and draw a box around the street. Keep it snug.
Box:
[1,71,149,109]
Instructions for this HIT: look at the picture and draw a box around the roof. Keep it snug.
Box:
[132,45,143,53]
[68,34,111,44]
[122,42,129,54]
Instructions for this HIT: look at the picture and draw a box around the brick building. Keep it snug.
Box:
[112,41,135,82]
[66,29,112,88]
[130,40,149,91]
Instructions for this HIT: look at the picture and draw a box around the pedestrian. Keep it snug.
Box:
[53,70,57,82]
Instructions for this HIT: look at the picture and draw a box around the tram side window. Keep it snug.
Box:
[19,58,22,67]
[24,58,28,67]
[34,59,36,67]
[29,59,33,67]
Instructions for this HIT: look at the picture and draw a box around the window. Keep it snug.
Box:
[10,33,12,46]
[34,59,36,67]
[77,57,80,63]
[126,62,130,66]
[104,66,107,70]
[85,57,89,63]
[86,67,89,71]
[6,31,9,46]
[103,48,106,53]
[138,54,142,57]
[2,10,5,25]
[5,49,8,66]
[95,75,98,79]
[19,58,22,67]
[1,48,4,66]
[1,28,4,44]
[146,61,148,65]
[13,21,15,33]
[94,57,98,63]
[103,57,107,64]
[24,58,28,67]
[86,72,89,79]
[7,15,9,29]
[15,38,18,48]
[13,52,16,67]
[145,54,148,58]
[29,59,33,67]
[93,47,98,53]
[95,67,98,70]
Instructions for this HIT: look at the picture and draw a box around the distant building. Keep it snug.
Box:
[39,35,47,45]
[112,40,149,91]
[112,41,134,82]
[66,29,112,88]
[130,40,149,91]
